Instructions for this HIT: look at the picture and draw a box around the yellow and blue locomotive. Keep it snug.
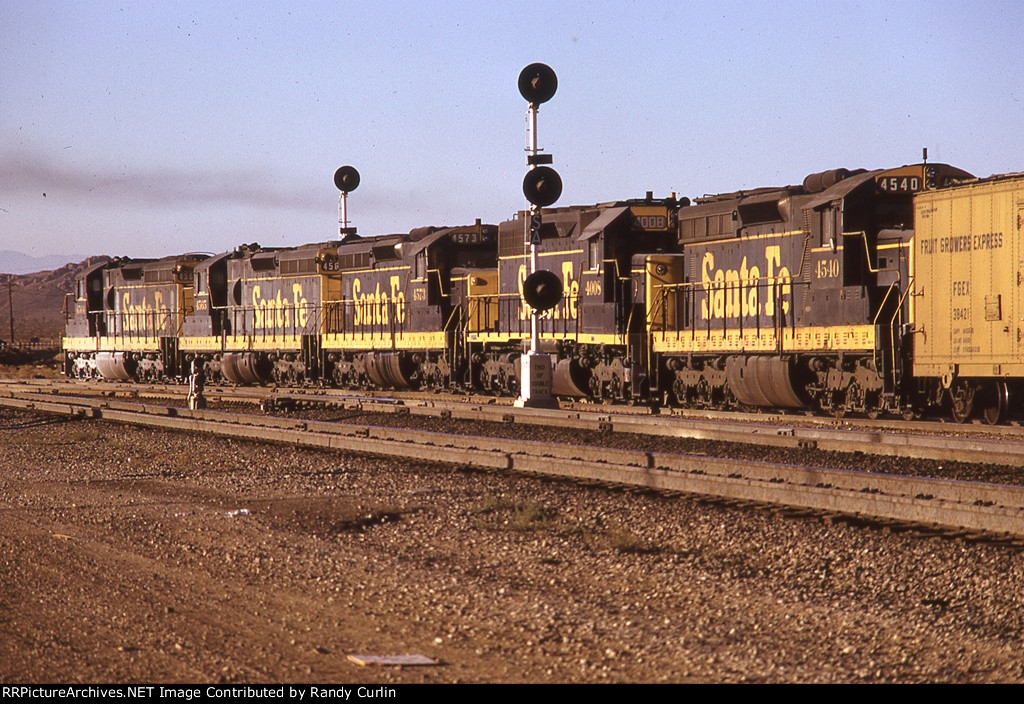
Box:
[63,254,205,380]
[466,195,681,400]
[644,163,972,417]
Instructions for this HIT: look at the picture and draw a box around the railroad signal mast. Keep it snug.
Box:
[516,63,563,409]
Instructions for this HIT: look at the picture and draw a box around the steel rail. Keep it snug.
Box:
[6,378,1024,466]
[2,390,1023,538]
[7,377,1024,434]
[3,379,1024,466]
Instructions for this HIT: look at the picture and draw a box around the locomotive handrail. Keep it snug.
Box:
[606,257,632,283]
[465,291,585,341]
[875,285,898,387]
[224,303,318,346]
[104,309,177,344]
[647,275,806,353]
[429,268,451,300]
[893,277,916,316]
[304,303,321,336]
[872,283,900,327]
[442,305,459,333]
[873,280,917,389]
[847,230,906,279]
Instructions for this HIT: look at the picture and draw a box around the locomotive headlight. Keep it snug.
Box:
[655,264,668,276]
[926,167,937,177]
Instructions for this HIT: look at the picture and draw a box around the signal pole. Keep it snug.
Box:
[515,63,562,409]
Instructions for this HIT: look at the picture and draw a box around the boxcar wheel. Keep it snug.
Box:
[981,381,1009,426]
[949,380,976,424]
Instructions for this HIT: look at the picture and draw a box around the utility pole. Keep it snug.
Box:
[6,275,13,344]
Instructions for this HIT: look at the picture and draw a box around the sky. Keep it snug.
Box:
[2,0,1023,263]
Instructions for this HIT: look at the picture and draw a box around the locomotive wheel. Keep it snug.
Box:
[815,389,833,415]
[981,381,1009,426]
[695,379,711,407]
[671,379,687,407]
[863,390,883,420]
[949,380,976,424]
[609,373,622,400]
[844,381,864,416]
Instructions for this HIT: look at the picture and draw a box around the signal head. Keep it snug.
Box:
[522,166,563,207]
[522,269,563,311]
[334,165,361,193]
[518,63,558,104]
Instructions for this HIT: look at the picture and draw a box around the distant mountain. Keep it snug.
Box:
[0,250,93,276]
[0,256,110,343]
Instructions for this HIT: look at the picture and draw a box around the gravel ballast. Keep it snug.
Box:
[1,408,1022,683]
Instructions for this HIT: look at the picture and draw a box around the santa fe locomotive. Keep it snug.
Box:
[62,162,1024,423]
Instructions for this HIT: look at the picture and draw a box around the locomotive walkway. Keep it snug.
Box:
[2,380,1023,540]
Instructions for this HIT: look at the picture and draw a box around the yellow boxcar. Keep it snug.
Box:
[913,173,1024,380]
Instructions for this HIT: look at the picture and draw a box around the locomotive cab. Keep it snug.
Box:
[63,259,113,378]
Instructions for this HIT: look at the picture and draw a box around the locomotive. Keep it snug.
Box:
[471,194,682,400]
[64,222,499,389]
[64,253,205,381]
[63,162,1024,424]
[646,162,974,419]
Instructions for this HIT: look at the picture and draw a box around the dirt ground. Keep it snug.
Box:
[0,360,61,379]
[1,408,1023,683]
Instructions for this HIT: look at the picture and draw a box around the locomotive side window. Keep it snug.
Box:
[210,267,228,308]
[414,251,427,280]
[589,239,601,271]
[819,208,835,248]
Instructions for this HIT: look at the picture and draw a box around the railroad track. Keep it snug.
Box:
[5,378,1024,466]
[2,385,1024,540]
